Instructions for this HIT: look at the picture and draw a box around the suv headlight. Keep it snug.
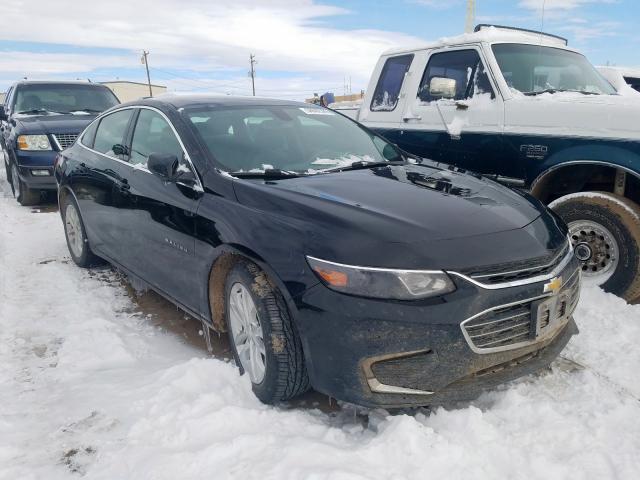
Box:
[17,135,52,151]
[306,256,456,300]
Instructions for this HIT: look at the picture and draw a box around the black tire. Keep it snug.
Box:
[550,191,640,301]
[9,159,41,206]
[60,194,104,268]
[224,261,309,403]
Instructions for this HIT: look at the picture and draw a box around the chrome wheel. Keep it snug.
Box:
[228,282,266,384]
[11,162,21,199]
[568,220,619,285]
[65,203,84,258]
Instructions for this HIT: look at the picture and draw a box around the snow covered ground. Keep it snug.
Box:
[1,164,640,480]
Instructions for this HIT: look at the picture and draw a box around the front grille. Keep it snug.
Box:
[52,133,78,150]
[468,242,570,285]
[462,269,580,352]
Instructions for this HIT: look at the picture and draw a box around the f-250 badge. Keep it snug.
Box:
[520,144,549,160]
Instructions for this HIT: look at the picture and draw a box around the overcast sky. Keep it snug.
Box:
[0,0,637,100]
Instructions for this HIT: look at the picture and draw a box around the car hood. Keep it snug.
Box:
[506,93,640,140]
[232,163,564,270]
[14,113,97,134]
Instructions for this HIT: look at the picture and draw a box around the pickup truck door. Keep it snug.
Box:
[399,47,518,179]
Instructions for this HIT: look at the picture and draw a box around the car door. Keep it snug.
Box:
[124,107,203,312]
[401,48,515,177]
[72,108,138,263]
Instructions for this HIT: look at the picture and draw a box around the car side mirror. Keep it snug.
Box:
[148,153,179,180]
[429,77,457,99]
[0,105,7,121]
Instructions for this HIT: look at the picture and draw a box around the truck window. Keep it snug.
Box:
[492,44,615,95]
[418,49,494,102]
[623,76,640,93]
[370,55,413,111]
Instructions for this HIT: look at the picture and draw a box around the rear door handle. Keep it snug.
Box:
[402,115,422,122]
[118,179,130,194]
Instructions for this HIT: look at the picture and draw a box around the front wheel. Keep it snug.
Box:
[224,261,309,404]
[61,194,104,267]
[550,191,640,301]
[10,161,41,206]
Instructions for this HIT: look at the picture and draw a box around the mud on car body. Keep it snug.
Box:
[55,95,579,408]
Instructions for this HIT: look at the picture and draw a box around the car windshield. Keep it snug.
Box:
[14,84,119,115]
[183,105,403,175]
[492,43,616,95]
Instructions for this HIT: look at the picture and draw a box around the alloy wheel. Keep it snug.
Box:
[64,203,84,258]
[11,163,21,199]
[228,282,266,384]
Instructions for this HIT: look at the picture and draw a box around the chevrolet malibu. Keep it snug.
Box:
[54,95,580,408]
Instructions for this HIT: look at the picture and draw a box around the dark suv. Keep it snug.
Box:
[1,81,119,205]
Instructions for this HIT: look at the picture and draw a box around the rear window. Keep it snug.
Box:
[370,55,413,112]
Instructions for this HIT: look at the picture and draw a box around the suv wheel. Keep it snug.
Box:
[61,194,104,267]
[10,161,40,206]
[550,191,640,301]
[224,261,309,404]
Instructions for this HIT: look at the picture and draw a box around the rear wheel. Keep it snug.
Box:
[61,194,104,267]
[550,192,640,301]
[224,261,309,404]
[10,161,40,206]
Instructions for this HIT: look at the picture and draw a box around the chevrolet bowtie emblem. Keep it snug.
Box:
[544,276,563,294]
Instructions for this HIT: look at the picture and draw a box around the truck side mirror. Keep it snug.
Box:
[429,77,457,99]
[0,105,7,121]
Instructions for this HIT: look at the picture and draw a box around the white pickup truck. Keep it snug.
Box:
[338,24,640,301]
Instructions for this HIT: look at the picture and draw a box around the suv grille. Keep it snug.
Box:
[468,242,570,285]
[53,133,78,150]
[462,269,580,352]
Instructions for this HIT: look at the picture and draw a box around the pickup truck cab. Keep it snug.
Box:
[344,24,640,301]
[1,81,120,205]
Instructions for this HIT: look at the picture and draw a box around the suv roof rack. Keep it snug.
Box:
[474,24,568,46]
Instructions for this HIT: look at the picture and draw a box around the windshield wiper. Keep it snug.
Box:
[66,108,103,113]
[230,168,305,179]
[524,88,600,96]
[16,108,58,115]
[321,160,403,174]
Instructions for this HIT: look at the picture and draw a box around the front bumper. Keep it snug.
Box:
[13,150,57,190]
[294,256,580,408]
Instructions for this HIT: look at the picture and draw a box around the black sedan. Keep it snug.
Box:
[54,95,580,408]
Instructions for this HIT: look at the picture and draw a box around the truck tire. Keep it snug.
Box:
[10,160,40,206]
[549,192,640,301]
[61,194,104,267]
[224,260,309,404]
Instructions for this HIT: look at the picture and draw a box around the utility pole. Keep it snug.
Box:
[141,50,153,97]
[465,0,475,33]
[249,54,257,96]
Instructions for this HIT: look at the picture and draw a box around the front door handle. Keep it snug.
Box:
[402,115,422,122]
[455,101,469,110]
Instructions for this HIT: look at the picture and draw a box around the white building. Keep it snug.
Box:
[100,81,167,102]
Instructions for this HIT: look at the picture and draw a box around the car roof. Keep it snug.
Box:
[119,94,310,110]
[382,26,578,57]
[13,80,110,88]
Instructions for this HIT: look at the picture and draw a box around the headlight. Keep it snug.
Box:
[306,256,456,300]
[17,135,52,151]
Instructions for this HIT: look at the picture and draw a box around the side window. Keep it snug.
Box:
[418,50,494,102]
[93,109,133,158]
[81,121,99,148]
[130,109,184,166]
[370,54,413,111]
[4,87,12,109]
